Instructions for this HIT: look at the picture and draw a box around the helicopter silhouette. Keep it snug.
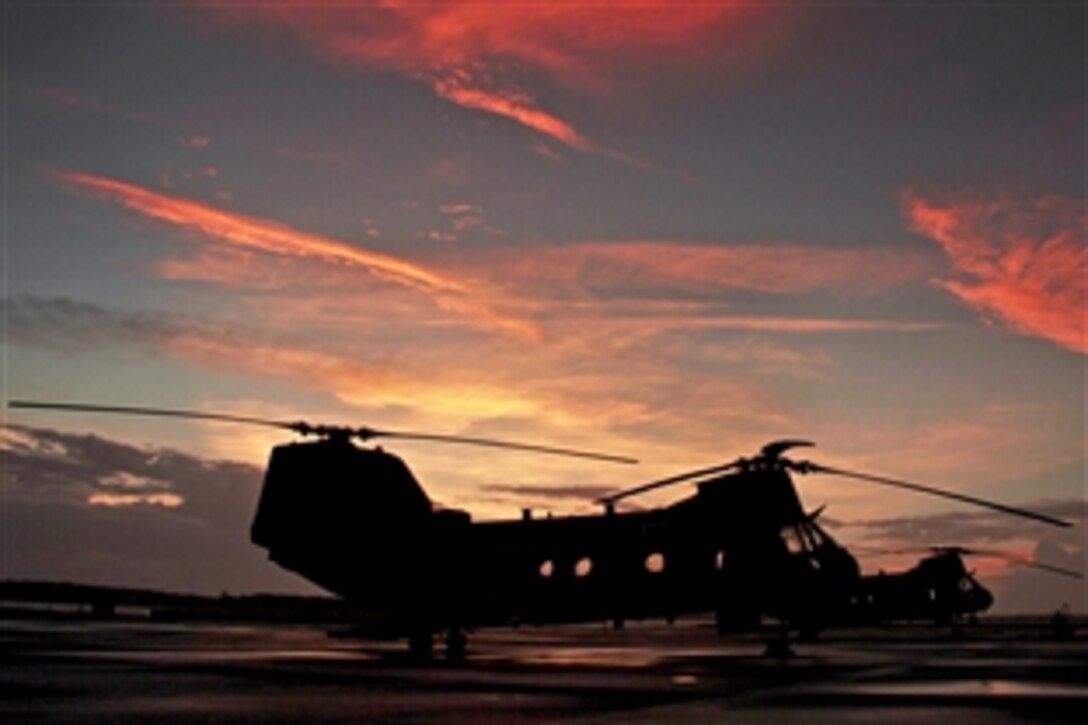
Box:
[847,545,1081,628]
[8,400,1078,662]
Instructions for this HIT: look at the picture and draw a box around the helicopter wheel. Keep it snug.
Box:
[446,628,467,665]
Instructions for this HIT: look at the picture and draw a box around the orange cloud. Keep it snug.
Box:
[88,492,184,508]
[200,2,746,166]
[471,241,937,298]
[51,169,463,294]
[904,191,1086,354]
[600,315,940,334]
[48,169,538,339]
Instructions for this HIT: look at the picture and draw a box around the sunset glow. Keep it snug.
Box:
[4,3,1083,610]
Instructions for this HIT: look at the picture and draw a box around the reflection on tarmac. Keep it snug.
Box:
[3,617,1086,722]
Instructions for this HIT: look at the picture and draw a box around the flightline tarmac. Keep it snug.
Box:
[3,616,1087,723]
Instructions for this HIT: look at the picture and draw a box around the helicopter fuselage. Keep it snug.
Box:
[849,552,994,625]
[249,439,862,638]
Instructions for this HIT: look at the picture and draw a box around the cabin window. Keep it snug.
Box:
[645,552,665,573]
[958,577,972,593]
[715,550,726,570]
[539,560,554,578]
[575,557,593,577]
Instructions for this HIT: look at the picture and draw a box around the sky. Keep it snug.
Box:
[1,1,1085,613]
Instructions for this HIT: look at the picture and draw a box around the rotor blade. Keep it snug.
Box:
[599,459,744,504]
[807,462,1071,528]
[1015,560,1084,579]
[853,545,1082,579]
[9,400,636,464]
[8,400,298,431]
[363,429,637,465]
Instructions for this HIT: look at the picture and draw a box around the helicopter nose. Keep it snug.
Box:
[976,585,994,611]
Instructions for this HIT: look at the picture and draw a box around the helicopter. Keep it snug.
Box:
[7,400,1078,662]
[846,545,1081,628]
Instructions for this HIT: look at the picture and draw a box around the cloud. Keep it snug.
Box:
[165,328,543,421]
[832,403,1086,489]
[46,169,538,339]
[204,1,742,84]
[451,240,942,338]
[904,190,1086,354]
[429,76,682,175]
[198,2,747,168]
[473,241,937,299]
[0,422,257,523]
[6,295,195,351]
[431,75,595,151]
[7,296,545,427]
[45,168,941,342]
[1,424,311,594]
[50,169,463,294]
[842,500,1086,548]
[577,313,940,335]
[6,294,787,478]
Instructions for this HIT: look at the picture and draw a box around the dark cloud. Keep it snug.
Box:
[5,295,205,351]
[1,424,316,595]
[840,500,1087,548]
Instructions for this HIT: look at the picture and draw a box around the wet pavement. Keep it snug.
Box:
[3,617,1086,722]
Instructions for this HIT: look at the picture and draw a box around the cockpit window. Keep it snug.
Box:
[781,526,806,554]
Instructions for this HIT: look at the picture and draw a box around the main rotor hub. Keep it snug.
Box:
[759,439,814,461]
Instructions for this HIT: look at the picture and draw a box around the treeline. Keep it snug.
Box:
[0,579,361,622]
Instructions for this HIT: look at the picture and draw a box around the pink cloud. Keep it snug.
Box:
[904,191,1086,354]
[207,2,741,89]
[431,76,593,151]
[198,2,749,168]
